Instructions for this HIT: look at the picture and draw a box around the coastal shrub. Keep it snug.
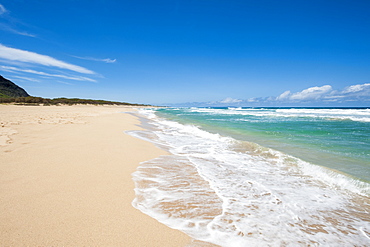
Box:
[0,96,150,106]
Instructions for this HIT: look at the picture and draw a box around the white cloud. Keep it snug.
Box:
[0,66,96,82]
[199,81,370,107]
[273,83,370,104]
[246,98,259,103]
[220,97,242,104]
[274,85,334,102]
[276,90,291,101]
[213,83,369,106]
[289,85,333,101]
[0,4,6,15]
[342,83,370,94]
[0,44,94,74]
[72,55,116,63]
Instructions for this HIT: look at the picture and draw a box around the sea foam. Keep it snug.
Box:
[129,108,370,246]
[186,107,370,122]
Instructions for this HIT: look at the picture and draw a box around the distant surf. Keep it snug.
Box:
[128,107,370,246]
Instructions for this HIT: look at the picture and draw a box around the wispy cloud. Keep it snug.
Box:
[0,23,36,37]
[220,97,242,104]
[11,75,40,82]
[72,55,117,63]
[0,44,95,74]
[0,66,96,82]
[56,80,74,85]
[0,4,6,15]
[0,4,36,37]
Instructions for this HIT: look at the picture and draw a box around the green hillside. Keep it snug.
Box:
[0,75,150,106]
[0,75,30,98]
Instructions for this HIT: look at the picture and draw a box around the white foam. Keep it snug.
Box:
[130,109,370,246]
[183,107,370,122]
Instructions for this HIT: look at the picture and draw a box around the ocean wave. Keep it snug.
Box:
[129,108,370,246]
[183,107,370,122]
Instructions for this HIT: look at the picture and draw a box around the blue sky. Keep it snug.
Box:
[0,0,369,106]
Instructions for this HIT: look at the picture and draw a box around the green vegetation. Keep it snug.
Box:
[0,75,151,106]
[0,96,150,106]
[0,75,30,98]
[0,92,11,98]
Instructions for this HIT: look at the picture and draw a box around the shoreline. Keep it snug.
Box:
[128,108,370,246]
[0,104,190,246]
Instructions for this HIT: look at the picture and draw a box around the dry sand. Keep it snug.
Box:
[0,104,190,246]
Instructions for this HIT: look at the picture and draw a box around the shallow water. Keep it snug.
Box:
[155,107,370,183]
[128,107,370,246]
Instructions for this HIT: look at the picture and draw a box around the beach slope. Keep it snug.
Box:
[0,105,189,246]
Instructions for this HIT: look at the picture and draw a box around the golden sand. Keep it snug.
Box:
[0,104,190,246]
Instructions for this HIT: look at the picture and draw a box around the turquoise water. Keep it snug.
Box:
[129,107,370,246]
[156,107,370,183]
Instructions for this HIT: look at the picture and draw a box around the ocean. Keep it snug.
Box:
[128,107,370,246]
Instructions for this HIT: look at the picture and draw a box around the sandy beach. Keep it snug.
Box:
[0,104,190,246]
